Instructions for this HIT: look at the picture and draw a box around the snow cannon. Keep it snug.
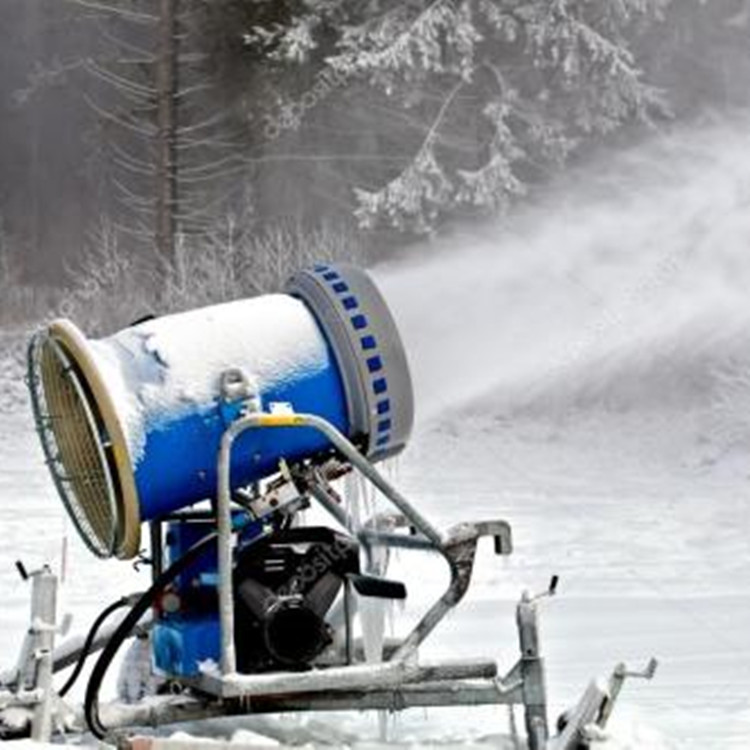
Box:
[27,264,413,560]
[8,263,657,750]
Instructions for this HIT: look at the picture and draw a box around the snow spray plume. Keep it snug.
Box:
[374,112,750,431]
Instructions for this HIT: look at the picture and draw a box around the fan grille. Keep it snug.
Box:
[33,335,120,558]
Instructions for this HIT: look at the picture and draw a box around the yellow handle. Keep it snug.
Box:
[255,414,305,427]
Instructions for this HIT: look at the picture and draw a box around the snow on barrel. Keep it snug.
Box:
[27,264,413,560]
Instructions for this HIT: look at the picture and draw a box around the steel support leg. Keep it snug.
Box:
[516,593,549,750]
[29,567,57,742]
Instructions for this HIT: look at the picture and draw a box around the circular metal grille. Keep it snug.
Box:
[30,334,120,558]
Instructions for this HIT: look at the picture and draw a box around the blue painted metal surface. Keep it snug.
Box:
[293,264,406,457]
[32,263,413,560]
[153,515,269,678]
[153,616,221,678]
[133,338,349,523]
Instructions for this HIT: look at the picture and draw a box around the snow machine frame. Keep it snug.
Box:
[1,407,658,749]
[203,411,539,721]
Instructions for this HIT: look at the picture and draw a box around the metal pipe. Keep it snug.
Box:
[150,521,164,581]
[203,660,413,698]
[51,611,152,674]
[549,681,608,750]
[29,568,57,742]
[199,658,500,699]
[516,594,549,750]
[343,579,353,665]
[216,426,238,675]
[97,696,227,731]
[235,681,519,713]
[357,530,436,551]
[306,480,353,531]
[99,680,519,731]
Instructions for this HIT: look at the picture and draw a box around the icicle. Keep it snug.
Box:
[381,454,401,484]
[377,707,390,742]
[508,704,522,750]
[59,516,68,586]
[343,470,363,530]
[343,459,406,738]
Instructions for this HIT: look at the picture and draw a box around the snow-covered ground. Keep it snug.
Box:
[2,113,750,747]
[2,404,748,748]
[396,408,750,749]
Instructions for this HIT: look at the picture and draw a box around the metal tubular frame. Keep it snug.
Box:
[208,411,549,749]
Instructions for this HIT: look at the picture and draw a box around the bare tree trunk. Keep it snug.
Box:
[26,0,43,265]
[155,0,178,272]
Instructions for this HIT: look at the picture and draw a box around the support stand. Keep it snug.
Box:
[0,564,66,742]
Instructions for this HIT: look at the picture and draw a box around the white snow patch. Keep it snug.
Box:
[197,659,220,678]
[229,729,281,746]
[117,635,161,704]
[165,729,279,746]
[593,708,678,749]
[88,295,329,464]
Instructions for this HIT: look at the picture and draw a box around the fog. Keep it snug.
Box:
[2,1,750,284]
[377,112,750,425]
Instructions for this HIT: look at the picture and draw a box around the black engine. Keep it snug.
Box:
[232,527,359,672]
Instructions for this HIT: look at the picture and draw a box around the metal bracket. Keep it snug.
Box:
[598,657,659,728]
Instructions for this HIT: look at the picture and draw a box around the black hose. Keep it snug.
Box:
[58,597,131,698]
[84,532,218,740]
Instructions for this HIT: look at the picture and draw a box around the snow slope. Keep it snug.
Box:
[372,112,750,747]
[372,111,750,748]
[2,112,750,747]
[375,111,750,429]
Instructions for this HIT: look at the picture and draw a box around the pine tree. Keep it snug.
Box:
[221,0,668,234]
[67,0,254,272]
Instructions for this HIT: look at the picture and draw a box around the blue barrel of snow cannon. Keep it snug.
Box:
[28,264,413,560]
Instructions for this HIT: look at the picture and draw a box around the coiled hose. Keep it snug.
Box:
[58,597,132,698]
[84,532,217,739]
